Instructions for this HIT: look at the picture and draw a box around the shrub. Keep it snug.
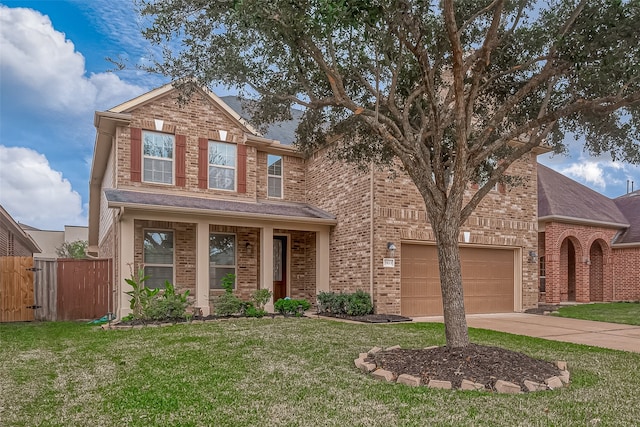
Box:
[146,282,191,321]
[274,298,311,316]
[317,290,373,316]
[125,268,160,320]
[251,289,272,311]
[345,290,373,316]
[214,273,243,316]
[244,303,267,318]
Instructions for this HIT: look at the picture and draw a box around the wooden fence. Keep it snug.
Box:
[56,258,112,321]
[1,257,112,322]
[0,256,35,322]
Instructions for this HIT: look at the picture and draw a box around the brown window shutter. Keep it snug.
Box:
[237,144,247,193]
[130,128,142,182]
[175,135,187,187]
[198,138,209,189]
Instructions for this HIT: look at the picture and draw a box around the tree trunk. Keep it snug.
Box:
[433,219,470,348]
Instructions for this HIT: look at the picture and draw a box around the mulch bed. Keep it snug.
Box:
[318,313,413,323]
[368,344,561,390]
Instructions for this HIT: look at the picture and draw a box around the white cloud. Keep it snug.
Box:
[0,5,145,114]
[0,146,86,230]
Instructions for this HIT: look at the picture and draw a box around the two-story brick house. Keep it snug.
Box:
[88,83,541,318]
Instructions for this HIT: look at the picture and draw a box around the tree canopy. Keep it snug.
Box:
[139,0,640,347]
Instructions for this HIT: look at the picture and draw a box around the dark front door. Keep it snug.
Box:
[273,236,287,302]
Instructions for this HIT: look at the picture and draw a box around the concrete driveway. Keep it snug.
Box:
[412,313,640,353]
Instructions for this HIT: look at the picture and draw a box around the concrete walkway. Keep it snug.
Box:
[411,313,640,353]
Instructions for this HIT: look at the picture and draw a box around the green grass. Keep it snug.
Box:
[1,319,639,426]
[553,302,640,326]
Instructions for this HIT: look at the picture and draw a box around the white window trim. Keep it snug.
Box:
[142,228,175,288]
[208,140,237,192]
[142,131,175,185]
[209,232,237,289]
[267,154,283,199]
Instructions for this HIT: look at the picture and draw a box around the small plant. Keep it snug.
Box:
[251,289,272,311]
[214,273,243,316]
[145,281,191,321]
[244,303,267,318]
[124,267,159,320]
[274,298,311,316]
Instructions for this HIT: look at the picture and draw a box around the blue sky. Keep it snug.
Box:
[0,0,639,230]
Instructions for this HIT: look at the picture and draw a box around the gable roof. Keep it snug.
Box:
[613,190,640,244]
[220,96,303,145]
[537,164,629,227]
[0,205,41,254]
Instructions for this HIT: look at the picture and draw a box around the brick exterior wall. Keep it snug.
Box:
[543,221,640,303]
[306,147,539,315]
[256,152,307,202]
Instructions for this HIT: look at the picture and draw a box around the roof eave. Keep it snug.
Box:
[106,200,337,226]
[538,215,629,229]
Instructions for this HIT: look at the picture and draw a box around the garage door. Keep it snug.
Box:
[401,244,515,316]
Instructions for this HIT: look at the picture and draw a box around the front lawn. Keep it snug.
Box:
[553,302,640,326]
[1,319,639,426]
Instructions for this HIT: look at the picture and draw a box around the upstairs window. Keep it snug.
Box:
[267,154,283,198]
[209,141,236,191]
[143,131,174,184]
[143,230,174,289]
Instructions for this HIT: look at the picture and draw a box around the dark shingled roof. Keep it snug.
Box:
[220,96,303,145]
[104,189,335,222]
[613,190,640,244]
[537,164,628,226]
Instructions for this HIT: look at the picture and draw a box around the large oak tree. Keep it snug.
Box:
[139,0,640,347]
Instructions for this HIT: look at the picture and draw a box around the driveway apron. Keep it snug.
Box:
[411,313,640,353]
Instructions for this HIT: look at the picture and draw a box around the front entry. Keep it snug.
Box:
[273,236,287,301]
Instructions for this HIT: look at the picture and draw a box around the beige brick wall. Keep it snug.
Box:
[307,147,539,315]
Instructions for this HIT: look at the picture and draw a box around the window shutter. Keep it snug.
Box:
[198,138,208,189]
[130,128,142,182]
[237,144,247,193]
[175,135,187,187]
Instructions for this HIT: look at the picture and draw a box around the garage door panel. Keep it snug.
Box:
[401,244,515,316]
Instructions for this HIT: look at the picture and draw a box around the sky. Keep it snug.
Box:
[0,0,639,231]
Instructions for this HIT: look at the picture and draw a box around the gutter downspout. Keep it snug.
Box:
[370,163,375,311]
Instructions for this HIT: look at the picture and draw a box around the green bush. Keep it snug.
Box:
[345,290,373,316]
[214,273,243,316]
[145,282,191,321]
[251,289,272,311]
[274,298,311,316]
[317,290,373,316]
[244,303,267,318]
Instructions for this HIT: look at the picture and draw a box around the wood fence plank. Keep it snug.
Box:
[0,257,35,322]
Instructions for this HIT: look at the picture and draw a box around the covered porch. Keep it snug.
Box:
[106,189,335,318]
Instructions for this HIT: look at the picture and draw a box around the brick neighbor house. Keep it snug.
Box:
[88,83,543,319]
[538,164,640,303]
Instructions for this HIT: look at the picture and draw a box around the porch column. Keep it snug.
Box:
[316,227,330,294]
[118,216,135,319]
[196,220,211,316]
[261,226,274,312]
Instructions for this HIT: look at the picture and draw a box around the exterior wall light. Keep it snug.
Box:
[528,250,538,263]
[387,242,397,257]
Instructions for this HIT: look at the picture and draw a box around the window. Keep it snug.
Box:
[539,256,546,293]
[210,233,236,289]
[143,131,174,184]
[267,154,283,198]
[143,230,174,289]
[209,141,236,190]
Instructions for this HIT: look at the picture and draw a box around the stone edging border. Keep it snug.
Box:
[354,345,570,393]
[100,319,230,330]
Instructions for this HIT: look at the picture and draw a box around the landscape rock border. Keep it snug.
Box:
[355,345,570,393]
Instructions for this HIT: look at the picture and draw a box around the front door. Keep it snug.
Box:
[273,236,287,302]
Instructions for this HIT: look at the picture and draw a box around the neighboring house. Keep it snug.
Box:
[21,225,88,259]
[538,164,640,303]
[88,83,541,319]
[0,205,40,256]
